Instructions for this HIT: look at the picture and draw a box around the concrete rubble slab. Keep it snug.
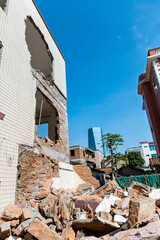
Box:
[108,195,121,207]
[75,196,101,216]
[72,216,120,236]
[114,214,127,223]
[108,221,160,240]
[27,220,60,240]
[80,237,100,240]
[95,197,111,214]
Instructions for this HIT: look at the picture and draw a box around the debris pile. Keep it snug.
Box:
[17,151,59,203]
[73,165,100,189]
[1,178,160,239]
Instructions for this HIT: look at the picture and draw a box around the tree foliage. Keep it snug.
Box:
[127,151,145,167]
[102,133,127,179]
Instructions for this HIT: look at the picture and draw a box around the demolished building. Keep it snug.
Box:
[0,0,69,212]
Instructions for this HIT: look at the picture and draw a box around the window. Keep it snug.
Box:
[70,150,75,157]
[83,151,85,157]
[152,77,158,95]
[0,41,3,65]
[144,146,148,148]
[151,127,153,133]
[155,49,160,55]
[146,154,150,157]
[149,145,156,151]
[151,154,157,159]
[0,0,7,11]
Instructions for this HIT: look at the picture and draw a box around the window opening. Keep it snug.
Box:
[70,150,75,156]
[149,145,156,151]
[151,154,157,158]
[35,89,59,143]
[152,77,158,95]
[0,0,7,11]
[25,16,54,84]
[0,41,3,64]
[37,123,48,139]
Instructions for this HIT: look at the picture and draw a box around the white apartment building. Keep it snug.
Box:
[0,0,69,212]
[126,142,157,167]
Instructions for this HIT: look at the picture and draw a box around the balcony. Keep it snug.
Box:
[148,47,160,57]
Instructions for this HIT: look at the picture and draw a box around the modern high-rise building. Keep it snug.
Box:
[88,127,106,156]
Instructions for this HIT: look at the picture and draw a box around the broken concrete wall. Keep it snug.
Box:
[0,0,68,212]
[52,162,85,190]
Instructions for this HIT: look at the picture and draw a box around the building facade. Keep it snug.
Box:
[0,0,69,212]
[69,146,96,168]
[138,47,160,158]
[88,127,106,156]
[94,150,104,168]
[125,142,157,166]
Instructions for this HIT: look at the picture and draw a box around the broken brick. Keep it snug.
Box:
[2,204,22,221]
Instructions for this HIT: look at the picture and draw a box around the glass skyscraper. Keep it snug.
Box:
[88,127,106,156]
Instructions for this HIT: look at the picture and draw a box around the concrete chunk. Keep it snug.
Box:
[128,198,156,228]
[72,216,120,237]
[15,219,33,236]
[114,215,127,223]
[0,221,11,239]
[109,221,160,240]
[21,208,32,222]
[95,197,111,214]
[27,220,59,240]
[117,197,130,210]
[108,195,121,207]
[2,203,22,220]
[62,222,75,240]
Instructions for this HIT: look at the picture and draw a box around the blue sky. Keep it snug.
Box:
[36,0,160,153]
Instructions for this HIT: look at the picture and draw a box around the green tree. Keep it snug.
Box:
[102,133,127,179]
[127,151,145,167]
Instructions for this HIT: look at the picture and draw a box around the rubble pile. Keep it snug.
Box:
[17,151,59,203]
[73,165,100,189]
[1,178,160,239]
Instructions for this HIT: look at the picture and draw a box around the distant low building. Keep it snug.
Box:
[94,150,104,168]
[125,141,157,166]
[69,146,96,168]
[69,145,106,186]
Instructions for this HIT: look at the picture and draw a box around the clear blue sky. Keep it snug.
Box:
[36,0,160,153]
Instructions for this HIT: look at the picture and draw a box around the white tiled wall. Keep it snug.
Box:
[0,0,66,212]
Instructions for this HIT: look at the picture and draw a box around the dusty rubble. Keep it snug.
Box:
[1,151,160,239]
[1,177,160,239]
